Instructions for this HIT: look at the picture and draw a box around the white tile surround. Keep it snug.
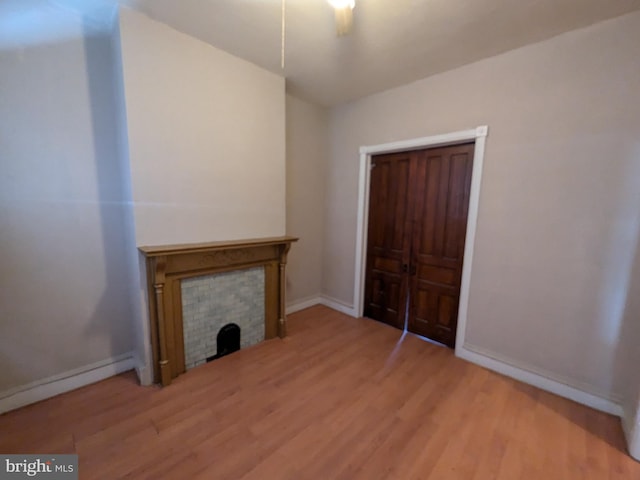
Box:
[181,267,265,370]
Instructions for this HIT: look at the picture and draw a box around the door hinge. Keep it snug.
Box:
[370,162,376,170]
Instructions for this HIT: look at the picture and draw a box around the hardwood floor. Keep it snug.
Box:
[0,305,637,479]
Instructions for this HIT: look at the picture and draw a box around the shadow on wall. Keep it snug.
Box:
[610,148,640,419]
[559,141,640,405]
[574,144,640,400]
[507,145,640,456]
[590,144,640,452]
[535,229,639,456]
[613,219,640,424]
[0,9,137,391]
[81,18,136,365]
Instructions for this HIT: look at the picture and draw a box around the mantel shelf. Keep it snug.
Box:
[139,236,299,257]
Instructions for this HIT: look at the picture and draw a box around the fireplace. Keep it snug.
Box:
[140,236,297,386]
[182,267,264,369]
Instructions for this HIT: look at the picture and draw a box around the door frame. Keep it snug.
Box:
[354,126,489,354]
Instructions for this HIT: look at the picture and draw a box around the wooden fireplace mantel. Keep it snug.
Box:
[140,236,298,386]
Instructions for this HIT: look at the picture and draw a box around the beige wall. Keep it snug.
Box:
[118,8,286,381]
[285,95,328,305]
[118,8,286,247]
[324,11,640,401]
[0,21,135,392]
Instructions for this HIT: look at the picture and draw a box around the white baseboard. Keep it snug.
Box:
[456,344,622,416]
[630,427,640,461]
[286,295,359,318]
[622,409,634,454]
[135,361,153,387]
[319,295,358,318]
[286,296,323,315]
[0,352,135,414]
[289,297,623,418]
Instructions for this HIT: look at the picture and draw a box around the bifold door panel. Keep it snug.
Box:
[364,143,474,347]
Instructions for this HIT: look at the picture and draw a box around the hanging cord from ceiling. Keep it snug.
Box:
[281,0,286,69]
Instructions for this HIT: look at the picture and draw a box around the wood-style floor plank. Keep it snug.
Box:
[0,305,637,479]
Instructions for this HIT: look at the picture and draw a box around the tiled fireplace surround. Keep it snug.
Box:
[140,237,297,386]
[181,267,265,370]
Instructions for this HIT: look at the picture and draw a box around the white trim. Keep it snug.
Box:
[354,126,489,346]
[354,150,372,319]
[622,403,640,460]
[454,128,487,354]
[458,344,623,416]
[358,127,485,156]
[286,296,323,315]
[320,295,358,317]
[286,295,358,317]
[622,409,633,449]
[0,352,135,414]
[134,361,152,387]
[630,425,640,461]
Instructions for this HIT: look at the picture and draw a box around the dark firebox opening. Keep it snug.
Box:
[206,323,241,362]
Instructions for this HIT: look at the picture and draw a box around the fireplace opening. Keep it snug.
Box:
[207,323,241,362]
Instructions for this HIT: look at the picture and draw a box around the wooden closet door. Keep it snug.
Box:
[363,152,415,329]
[407,143,474,347]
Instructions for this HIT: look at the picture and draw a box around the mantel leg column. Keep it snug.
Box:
[154,283,172,386]
[278,261,287,338]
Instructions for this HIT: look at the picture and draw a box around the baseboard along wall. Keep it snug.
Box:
[286,295,358,317]
[458,343,622,416]
[0,352,135,415]
[286,299,624,418]
[1,302,626,438]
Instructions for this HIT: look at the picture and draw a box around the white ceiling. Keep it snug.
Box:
[116,0,640,106]
[6,1,640,106]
